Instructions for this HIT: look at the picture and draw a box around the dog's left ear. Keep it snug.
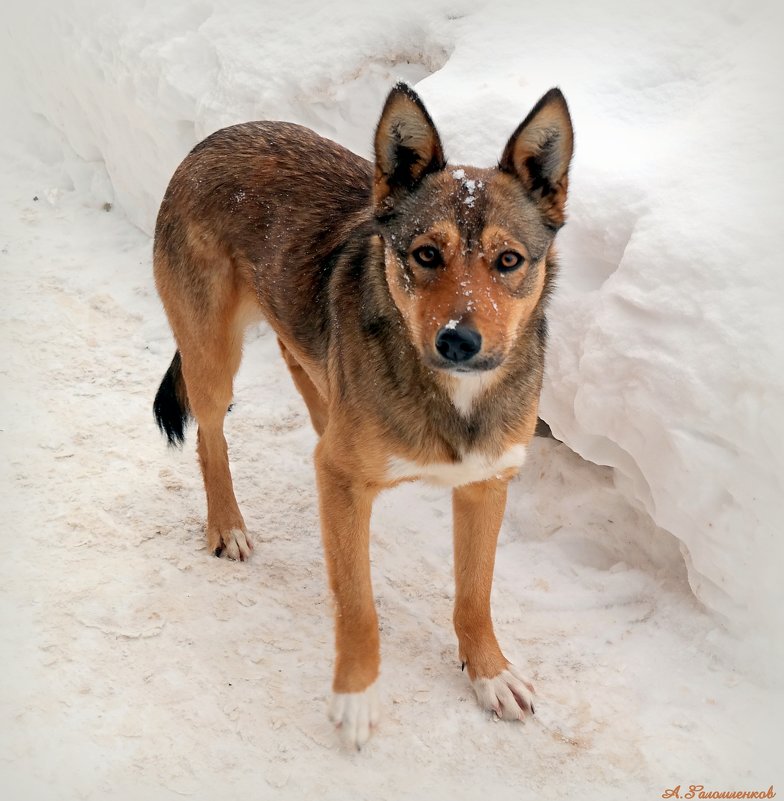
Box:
[500,88,574,229]
[374,83,446,214]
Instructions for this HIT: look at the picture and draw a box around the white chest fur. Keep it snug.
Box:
[446,371,495,415]
[386,443,527,488]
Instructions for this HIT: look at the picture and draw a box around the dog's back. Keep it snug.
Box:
[154,121,373,374]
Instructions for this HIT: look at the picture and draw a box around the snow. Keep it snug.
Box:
[1,0,782,798]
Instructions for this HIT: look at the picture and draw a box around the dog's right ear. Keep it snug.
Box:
[373,83,445,214]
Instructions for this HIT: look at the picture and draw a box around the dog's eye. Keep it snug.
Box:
[496,251,524,272]
[412,246,442,268]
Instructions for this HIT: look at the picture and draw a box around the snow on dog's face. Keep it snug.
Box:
[373,84,573,375]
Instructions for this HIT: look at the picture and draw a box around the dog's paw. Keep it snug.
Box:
[328,684,380,750]
[471,664,535,721]
[211,528,253,561]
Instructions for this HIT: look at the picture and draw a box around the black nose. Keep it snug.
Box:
[435,325,482,363]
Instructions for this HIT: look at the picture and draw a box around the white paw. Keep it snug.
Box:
[471,665,535,721]
[215,528,253,561]
[328,684,380,750]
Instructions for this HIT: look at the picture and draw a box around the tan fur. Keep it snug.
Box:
[453,477,511,680]
[277,338,328,436]
[153,84,573,735]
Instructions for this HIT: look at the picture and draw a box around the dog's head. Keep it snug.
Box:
[373,84,573,375]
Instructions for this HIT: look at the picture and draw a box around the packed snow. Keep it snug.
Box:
[1,0,781,798]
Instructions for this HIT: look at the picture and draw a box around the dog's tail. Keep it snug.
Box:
[153,351,191,447]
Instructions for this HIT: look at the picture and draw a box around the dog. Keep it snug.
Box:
[153,83,573,748]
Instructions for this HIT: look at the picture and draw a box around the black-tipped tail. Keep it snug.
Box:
[153,351,191,447]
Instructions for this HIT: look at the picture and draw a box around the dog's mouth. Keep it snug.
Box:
[425,353,503,374]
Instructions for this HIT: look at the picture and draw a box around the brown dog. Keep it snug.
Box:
[153,84,573,748]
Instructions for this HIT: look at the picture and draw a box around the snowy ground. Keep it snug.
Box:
[2,0,783,798]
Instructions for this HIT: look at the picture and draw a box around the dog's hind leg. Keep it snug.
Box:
[277,338,328,436]
[190,365,251,560]
[155,244,255,561]
[185,305,253,560]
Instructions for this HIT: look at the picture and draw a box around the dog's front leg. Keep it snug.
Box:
[453,477,535,721]
[315,440,380,749]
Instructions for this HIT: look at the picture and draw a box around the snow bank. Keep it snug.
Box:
[3,0,783,651]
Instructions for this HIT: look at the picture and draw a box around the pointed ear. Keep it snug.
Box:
[373,83,446,213]
[499,88,574,229]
